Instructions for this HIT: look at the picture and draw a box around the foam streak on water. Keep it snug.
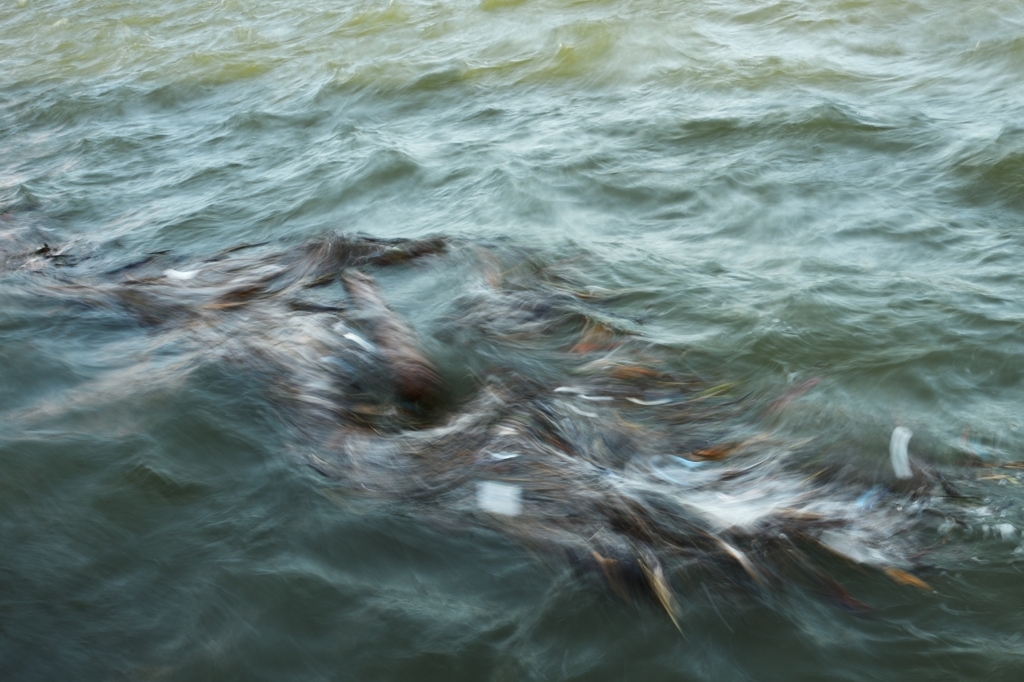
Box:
[3,1,1024,680]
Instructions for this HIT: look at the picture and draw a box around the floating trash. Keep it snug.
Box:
[625,396,675,406]
[343,331,376,353]
[476,481,522,516]
[890,426,914,479]
[856,485,887,510]
[3,230,999,629]
[163,268,199,280]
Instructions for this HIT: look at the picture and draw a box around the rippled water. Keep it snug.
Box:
[4,1,1024,679]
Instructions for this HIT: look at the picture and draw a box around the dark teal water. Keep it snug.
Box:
[3,1,1024,679]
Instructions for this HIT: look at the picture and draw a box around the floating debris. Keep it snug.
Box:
[890,426,914,479]
[856,485,887,510]
[476,481,523,516]
[163,268,199,280]
[564,403,600,418]
[625,396,676,406]
[1,230,987,630]
[343,331,376,353]
[883,567,933,591]
[640,550,682,633]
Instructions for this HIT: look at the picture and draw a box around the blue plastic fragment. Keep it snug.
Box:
[856,485,887,510]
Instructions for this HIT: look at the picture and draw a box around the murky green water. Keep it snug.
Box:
[3,1,1024,679]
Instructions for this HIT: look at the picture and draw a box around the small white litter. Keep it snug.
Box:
[164,268,199,280]
[890,426,913,479]
[476,481,522,516]
[343,332,376,353]
[626,397,674,406]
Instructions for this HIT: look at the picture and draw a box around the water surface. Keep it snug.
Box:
[3,1,1024,679]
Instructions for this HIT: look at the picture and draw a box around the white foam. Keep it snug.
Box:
[676,483,810,532]
[565,403,598,418]
[995,522,1017,541]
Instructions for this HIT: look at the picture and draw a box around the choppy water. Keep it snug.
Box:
[4,1,1024,680]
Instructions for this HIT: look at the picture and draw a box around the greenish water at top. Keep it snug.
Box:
[3,0,1024,680]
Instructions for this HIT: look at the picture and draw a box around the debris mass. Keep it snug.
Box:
[2,229,973,626]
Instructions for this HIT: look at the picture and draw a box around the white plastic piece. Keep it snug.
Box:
[626,397,674,406]
[343,332,375,353]
[163,268,199,280]
[890,426,914,479]
[476,481,522,516]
